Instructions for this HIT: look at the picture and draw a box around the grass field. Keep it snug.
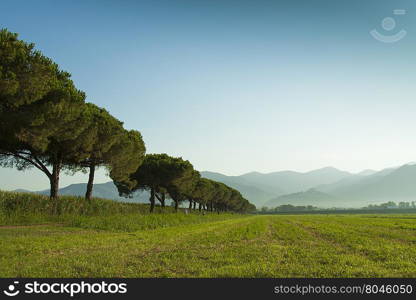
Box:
[1,214,416,278]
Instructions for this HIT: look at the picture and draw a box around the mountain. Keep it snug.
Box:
[14,182,150,203]
[357,169,377,176]
[323,164,416,205]
[200,171,277,207]
[265,189,339,208]
[201,167,353,207]
[13,188,33,193]
[239,167,352,194]
[255,164,416,209]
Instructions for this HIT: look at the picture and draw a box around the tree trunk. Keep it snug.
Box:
[155,192,166,208]
[193,201,197,210]
[188,200,192,210]
[50,163,60,199]
[50,161,61,214]
[161,193,165,208]
[85,164,95,200]
[198,203,202,211]
[174,200,179,212]
[149,187,155,213]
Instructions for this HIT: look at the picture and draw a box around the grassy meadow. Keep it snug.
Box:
[1,191,416,277]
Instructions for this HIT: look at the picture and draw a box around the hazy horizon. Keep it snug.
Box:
[1,0,415,190]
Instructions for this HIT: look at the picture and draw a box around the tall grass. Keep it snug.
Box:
[0,190,240,230]
[0,190,153,216]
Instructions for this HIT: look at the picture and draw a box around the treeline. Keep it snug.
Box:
[259,201,416,214]
[363,201,416,210]
[258,205,319,213]
[0,29,255,214]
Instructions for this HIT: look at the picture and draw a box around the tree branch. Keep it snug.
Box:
[5,150,52,179]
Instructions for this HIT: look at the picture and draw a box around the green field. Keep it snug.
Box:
[1,214,416,278]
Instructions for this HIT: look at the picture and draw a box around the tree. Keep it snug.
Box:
[206,181,225,212]
[196,178,214,211]
[185,178,213,211]
[74,103,146,200]
[115,154,176,212]
[167,168,200,212]
[261,206,269,213]
[154,187,168,208]
[115,154,199,213]
[0,29,92,202]
[0,29,59,110]
[0,73,88,202]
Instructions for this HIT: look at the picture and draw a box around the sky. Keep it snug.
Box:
[1,0,416,190]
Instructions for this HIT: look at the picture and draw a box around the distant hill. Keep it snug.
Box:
[322,164,416,205]
[265,189,338,208]
[200,171,277,207]
[14,182,150,204]
[13,188,33,193]
[357,169,377,176]
[267,164,416,208]
[239,167,352,194]
[202,167,352,207]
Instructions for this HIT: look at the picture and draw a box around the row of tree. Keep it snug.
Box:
[115,154,255,213]
[259,205,319,213]
[0,29,145,205]
[364,201,416,209]
[0,29,255,213]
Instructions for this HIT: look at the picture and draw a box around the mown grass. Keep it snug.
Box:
[1,213,416,277]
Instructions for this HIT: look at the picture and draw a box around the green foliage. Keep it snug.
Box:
[107,130,146,188]
[67,103,146,199]
[115,154,200,211]
[0,29,89,198]
[0,29,59,109]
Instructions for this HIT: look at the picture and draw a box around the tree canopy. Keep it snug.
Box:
[0,29,59,110]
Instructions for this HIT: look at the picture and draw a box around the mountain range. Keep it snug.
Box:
[202,164,416,208]
[10,163,416,209]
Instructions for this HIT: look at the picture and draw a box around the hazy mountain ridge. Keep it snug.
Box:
[326,164,416,203]
[200,171,277,207]
[239,167,352,194]
[202,167,354,207]
[205,164,416,208]
[265,164,416,208]
[265,189,338,208]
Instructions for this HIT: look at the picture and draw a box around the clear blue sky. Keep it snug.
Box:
[1,0,416,190]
